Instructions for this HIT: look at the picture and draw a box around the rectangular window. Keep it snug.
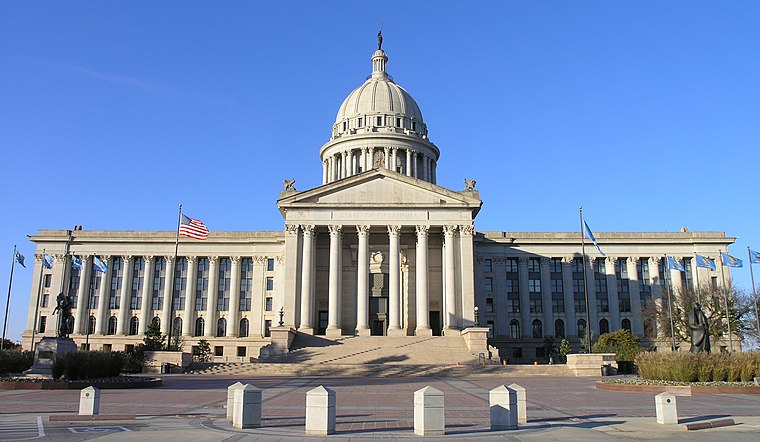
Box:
[595,277,607,293]
[237,346,246,357]
[68,263,81,306]
[550,258,563,273]
[43,274,51,288]
[574,294,586,313]
[572,279,584,293]
[41,293,49,308]
[529,294,542,313]
[109,257,123,309]
[152,257,166,310]
[395,117,401,127]
[484,258,492,273]
[195,258,209,311]
[173,258,187,311]
[551,279,563,293]
[267,258,275,272]
[528,258,541,273]
[681,258,693,290]
[265,297,273,311]
[552,293,565,313]
[638,258,651,293]
[217,258,231,311]
[597,293,609,312]
[486,297,494,313]
[505,258,518,273]
[38,316,47,333]
[264,320,272,338]
[266,277,274,291]
[130,257,144,310]
[214,346,223,357]
[508,293,520,313]
[528,279,541,293]
[711,276,718,290]
[484,277,493,292]
[239,258,253,311]
[572,258,584,273]
[486,320,494,338]
[376,116,382,126]
[90,270,101,309]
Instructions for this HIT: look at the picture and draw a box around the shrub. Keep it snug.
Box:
[121,345,145,373]
[52,351,124,380]
[635,351,759,383]
[0,349,34,375]
[593,329,641,373]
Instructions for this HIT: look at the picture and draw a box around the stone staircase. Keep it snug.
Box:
[184,334,573,377]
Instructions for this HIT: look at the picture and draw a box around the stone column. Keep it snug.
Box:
[387,225,402,335]
[365,147,372,171]
[300,226,316,334]
[204,256,219,337]
[227,256,241,337]
[138,256,153,335]
[355,225,370,336]
[116,256,132,335]
[431,160,437,183]
[584,257,599,336]
[517,257,530,337]
[341,151,347,179]
[412,151,418,177]
[282,224,300,328]
[328,156,334,183]
[628,257,644,335]
[75,256,91,334]
[406,148,412,176]
[95,256,111,335]
[443,225,458,333]
[539,258,553,334]
[391,147,397,172]
[326,225,342,336]
[561,257,577,337]
[350,150,356,176]
[182,256,197,337]
[459,224,475,327]
[606,257,620,332]
[160,257,175,335]
[415,225,431,335]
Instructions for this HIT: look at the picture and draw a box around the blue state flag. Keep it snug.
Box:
[720,252,743,268]
[72,256,83,270]
[750,249,760,264]
[695,254,716,271]
[15,251,26,268]
[93,256,108,273]
[583,220,606,256]
[42,253,54,269]
[667,256,685,272]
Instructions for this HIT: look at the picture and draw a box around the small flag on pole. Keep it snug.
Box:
[583,221,605,256]
[15,251,26,268]
[720,252,743,268]
[93,256,108,273]
[667,256,685,272]
[72,256,83,270]
[695,254,716,271]
[179,214,209,240]
[750,249,760,264]
[42,254,54,269]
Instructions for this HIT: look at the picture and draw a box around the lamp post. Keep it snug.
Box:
[474,306,480,327]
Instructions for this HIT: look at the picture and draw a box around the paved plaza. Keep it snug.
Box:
[1,374,759,441]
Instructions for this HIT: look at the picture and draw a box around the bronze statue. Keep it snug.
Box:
[52,292,74,338]
[464,178,476,191]
[688,302,711,353]
[283,179,296,191]
[377,30,383,50]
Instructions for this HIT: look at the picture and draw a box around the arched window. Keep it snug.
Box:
[554,319,565,338]
[129,316,139,336]
[239,318,249,338]
[509,319,520,339]
[88,315,96,335]
[151,316,160,329]
[172,317,182,335]
[217,318,227,337]
[107,316,117,335]
[195,317,205,337]
[532,319,543,338]
[599,318,609,335]
[577,319,587,337]
[622,318,631,331]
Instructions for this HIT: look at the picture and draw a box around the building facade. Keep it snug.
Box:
[22,45,736,361]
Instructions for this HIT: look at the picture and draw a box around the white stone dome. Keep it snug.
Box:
[330,49,427,139]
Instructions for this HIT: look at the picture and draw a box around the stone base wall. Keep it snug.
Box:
[566,353,617,376]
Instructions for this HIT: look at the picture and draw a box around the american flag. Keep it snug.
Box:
[179,214,209,240]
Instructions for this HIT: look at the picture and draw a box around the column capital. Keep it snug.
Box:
[649,256,661,265]
[143,255,154,264]
[285,224,300,235]
[540,257,551,266]
[605,256,618,265]
[186,256,196,264]
[518,257,529,266]
[442,224,458,236]
[628,256,640,265]
[165,255,174,264]
[253,255,268,264]
[328,225,342,236]
[230,256,241,264]
[209,256,219,264]
[301,224,315,235]
[122,255,133,264]
[563,256,575,264]
[387,225,401,236]
[415,225,429,237]
[459,224,474,236]
[275,256,284,264]
[356,225,370,236]
[54,254,66,261]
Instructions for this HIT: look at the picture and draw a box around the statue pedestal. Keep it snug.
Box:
[24,337,78,378]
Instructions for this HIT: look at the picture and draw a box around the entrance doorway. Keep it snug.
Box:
[429,311,442,336]
[317,310,328,335]
[369,273,388,336]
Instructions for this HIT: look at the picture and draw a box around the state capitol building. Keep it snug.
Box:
[22,43,735,362]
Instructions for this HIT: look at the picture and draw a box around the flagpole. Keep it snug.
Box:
[749,246,760,336]
[30,249,46,352]
[166,203,182,350]
[579,207,592,352]
[2,245,17,350]
[718,250,733,352]
[663,255,677,351]
[692,252,701,304]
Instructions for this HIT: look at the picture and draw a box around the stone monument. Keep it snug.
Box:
[25,292,78,377]
[688,302,711,353]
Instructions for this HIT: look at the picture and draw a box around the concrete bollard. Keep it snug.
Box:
[655,392,678,425]
[226,382,245,421]
[414,386,445,436]
[305,385,335,435]
[489,385,517,430]
[507,383,527,424]
[233,384,262,429]
[79,386,100,416]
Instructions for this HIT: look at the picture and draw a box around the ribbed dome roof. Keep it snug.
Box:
[334,49,424,125]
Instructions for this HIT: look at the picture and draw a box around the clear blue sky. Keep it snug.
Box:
[1,1,759,342]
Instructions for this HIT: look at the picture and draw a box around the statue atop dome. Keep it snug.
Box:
[377,30,383,51]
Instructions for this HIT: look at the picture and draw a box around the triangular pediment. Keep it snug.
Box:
[277,169,481,215]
